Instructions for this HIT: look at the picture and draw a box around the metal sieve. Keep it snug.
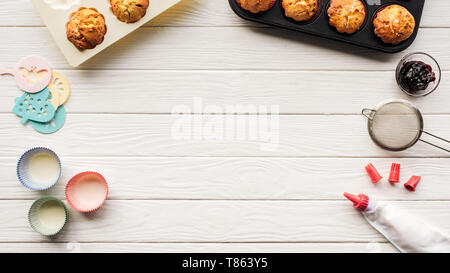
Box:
[362,99,449,153]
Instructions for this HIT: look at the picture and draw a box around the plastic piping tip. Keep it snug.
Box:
[344,192,359,204]
[404,176,421,192]
[343,192,369,211]
[365,163,382,184]
[388,163,401,183]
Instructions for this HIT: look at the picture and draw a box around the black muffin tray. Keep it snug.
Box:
[229,0,425,53]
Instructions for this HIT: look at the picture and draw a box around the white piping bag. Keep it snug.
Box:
[344,192,450,253]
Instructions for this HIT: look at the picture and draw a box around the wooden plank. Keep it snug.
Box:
[0,114,449,157]
[1,157,449,200]
[0,0,448,27]
[2,71,449,114]
[0,242,398,253]
[0,200,448,243]
[0,27,449,70]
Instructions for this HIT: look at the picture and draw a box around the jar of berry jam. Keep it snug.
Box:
[396,52,441,97]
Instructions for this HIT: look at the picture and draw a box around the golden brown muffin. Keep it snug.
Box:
[236,0,276,14]
[66,7,107,50]
[110,0,150,23]
[328,0,366,34]
[373,5,415,45]
[282,0,319,22]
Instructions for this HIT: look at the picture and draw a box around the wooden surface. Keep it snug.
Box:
[0,0,449,253]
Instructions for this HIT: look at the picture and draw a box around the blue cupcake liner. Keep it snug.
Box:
[17,147,62,191]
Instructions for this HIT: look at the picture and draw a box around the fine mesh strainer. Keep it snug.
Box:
[362,99,449,152]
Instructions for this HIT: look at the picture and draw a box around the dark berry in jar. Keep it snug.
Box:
[398,61,436,93]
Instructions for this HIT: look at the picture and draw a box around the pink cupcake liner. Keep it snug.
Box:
[65,171,108,212]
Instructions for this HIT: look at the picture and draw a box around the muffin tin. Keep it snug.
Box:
[229,0,425,53]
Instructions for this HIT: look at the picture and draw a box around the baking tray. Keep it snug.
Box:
[229,0,425,53]
[32,0,182,67]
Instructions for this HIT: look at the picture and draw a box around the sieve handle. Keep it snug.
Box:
[419,131,450,153]
[362,108,375,120]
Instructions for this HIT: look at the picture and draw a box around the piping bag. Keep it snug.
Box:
[344,193,450,253]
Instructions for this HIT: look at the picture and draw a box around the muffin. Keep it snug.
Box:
[328,0,365,34]
[282,0,319,22]
[373,5,415,45]
[110,0,150,23]
[236,0,276,14]
[66,8,107,50]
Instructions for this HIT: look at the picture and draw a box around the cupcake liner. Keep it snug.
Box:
[28,196,68,236]
[65,171,109,212]
[17,147,62,191]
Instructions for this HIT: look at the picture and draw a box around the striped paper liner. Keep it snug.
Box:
[28,196,68,236]
[17,147,62,191]
[65,171,109,212]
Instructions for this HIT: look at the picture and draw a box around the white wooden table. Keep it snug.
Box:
[0,0,449,253]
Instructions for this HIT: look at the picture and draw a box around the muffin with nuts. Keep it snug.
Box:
[110,0,150,23]
[328,0,366,34]
[282,0,320,22]
[373,5,415,45]
[66,7,107,50]
[236,0,276,14]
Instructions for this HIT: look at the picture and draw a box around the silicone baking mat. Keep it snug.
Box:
[32,0,182,67]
